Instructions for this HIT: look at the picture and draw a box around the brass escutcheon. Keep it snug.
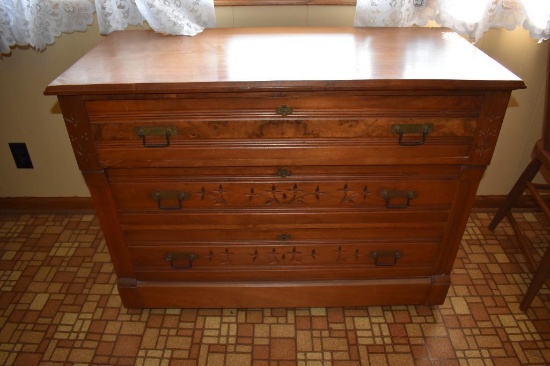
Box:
[275,105,294,117]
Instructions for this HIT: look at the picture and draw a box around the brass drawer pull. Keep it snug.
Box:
[391,123,434,146]
[166,253,197,269]
[277,168,292,178]
[370,251,402,267]
[153,191,188,210]
[381,189,417,209]
[135,126,176,148]
[275,105,294,116]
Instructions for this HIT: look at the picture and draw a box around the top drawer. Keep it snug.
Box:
[85,92,482,168]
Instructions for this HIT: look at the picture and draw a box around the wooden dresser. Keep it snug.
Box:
[45,27,524,308]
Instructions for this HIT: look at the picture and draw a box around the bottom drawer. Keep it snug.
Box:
[129,241,439,282]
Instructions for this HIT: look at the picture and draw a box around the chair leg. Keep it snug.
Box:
[488,157,542,231]
[521,244,550,311]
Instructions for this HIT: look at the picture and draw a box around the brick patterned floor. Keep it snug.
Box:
[0,212,549,365]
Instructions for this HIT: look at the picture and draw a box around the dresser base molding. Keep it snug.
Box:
[0,197,95,213]
[116,277,449,309]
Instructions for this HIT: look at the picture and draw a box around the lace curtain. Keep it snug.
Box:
[1,0,550,55]
[0,0,216,54]
[354,0,550,42]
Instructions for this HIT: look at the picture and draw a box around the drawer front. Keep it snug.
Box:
[90,117,476,141]
[108,166,460,211]
[86,93,481,168]
[128,241,440,282]
[85,93,482,117]
[119,210,450,245]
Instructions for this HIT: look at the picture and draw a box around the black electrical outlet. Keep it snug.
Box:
[9,143,34,169]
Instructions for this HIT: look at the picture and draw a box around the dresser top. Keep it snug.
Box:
[45,27,525,95]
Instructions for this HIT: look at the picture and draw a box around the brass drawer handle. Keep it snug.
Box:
[135,126,176,148]
[275,105,294,117]
[381,189,417,209]
[166,253,197,269]
[370,251,402,267]
[153,191,188,210]
[391,123,434,146]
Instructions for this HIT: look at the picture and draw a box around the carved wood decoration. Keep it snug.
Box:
[45,27,525,308]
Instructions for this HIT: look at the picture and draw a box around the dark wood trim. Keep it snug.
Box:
[0,195,545,214]
[0,197,95,214]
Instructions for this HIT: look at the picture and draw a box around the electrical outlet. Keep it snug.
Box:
[9,143,34,169]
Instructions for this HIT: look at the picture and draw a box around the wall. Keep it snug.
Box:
[0,6,547,197]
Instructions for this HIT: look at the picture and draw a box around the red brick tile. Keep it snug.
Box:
[238,323,254,337]
[96,341,115,356]
[271,308,287,317]
[252,361,269,366]
[112,335,141,357]
[189,344,201,359]
[100,307,120,320]
[180,309,198,322]
[389,324,409,344]
[469,302,490,321]
[367,345,386,353]
[426,338,455,359]
[209,344,226,353]
[14,352,42,365]
[146,314,164,327]
[493,358,522,366]
[327,308,345,323]
[311,317,328,330]
[393,310,412,323]
[278,361,298,366]
[270,338,296,360]
[346,330,357,345]
[442,315,460,328]
[348,344,360,360]
[253,345,270,359]
[36,234,58,247]
[295,316,311,330]
[92,355,111,364]
[458,315,477,328]
[411,345,429,359]
[162,315,180,328]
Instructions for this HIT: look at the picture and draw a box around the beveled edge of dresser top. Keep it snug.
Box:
[44,27,525,96]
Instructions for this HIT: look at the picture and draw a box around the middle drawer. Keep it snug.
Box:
[108,165,461,212]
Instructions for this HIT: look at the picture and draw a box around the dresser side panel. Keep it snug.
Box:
[471,91,515,165]
[83,171,136,279]
[57,96,101,171]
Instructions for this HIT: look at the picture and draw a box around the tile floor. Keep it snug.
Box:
[0,211,549,366]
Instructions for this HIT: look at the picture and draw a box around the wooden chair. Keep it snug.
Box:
[488,43,550,311]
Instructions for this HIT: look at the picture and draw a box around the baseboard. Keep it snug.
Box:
[0,197,95,214]
[0,195,544,214]
[472,195,544,212]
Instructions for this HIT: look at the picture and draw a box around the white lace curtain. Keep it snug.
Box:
[354,0,550,43]
[1,0,549,55]
[0,0,216,54]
